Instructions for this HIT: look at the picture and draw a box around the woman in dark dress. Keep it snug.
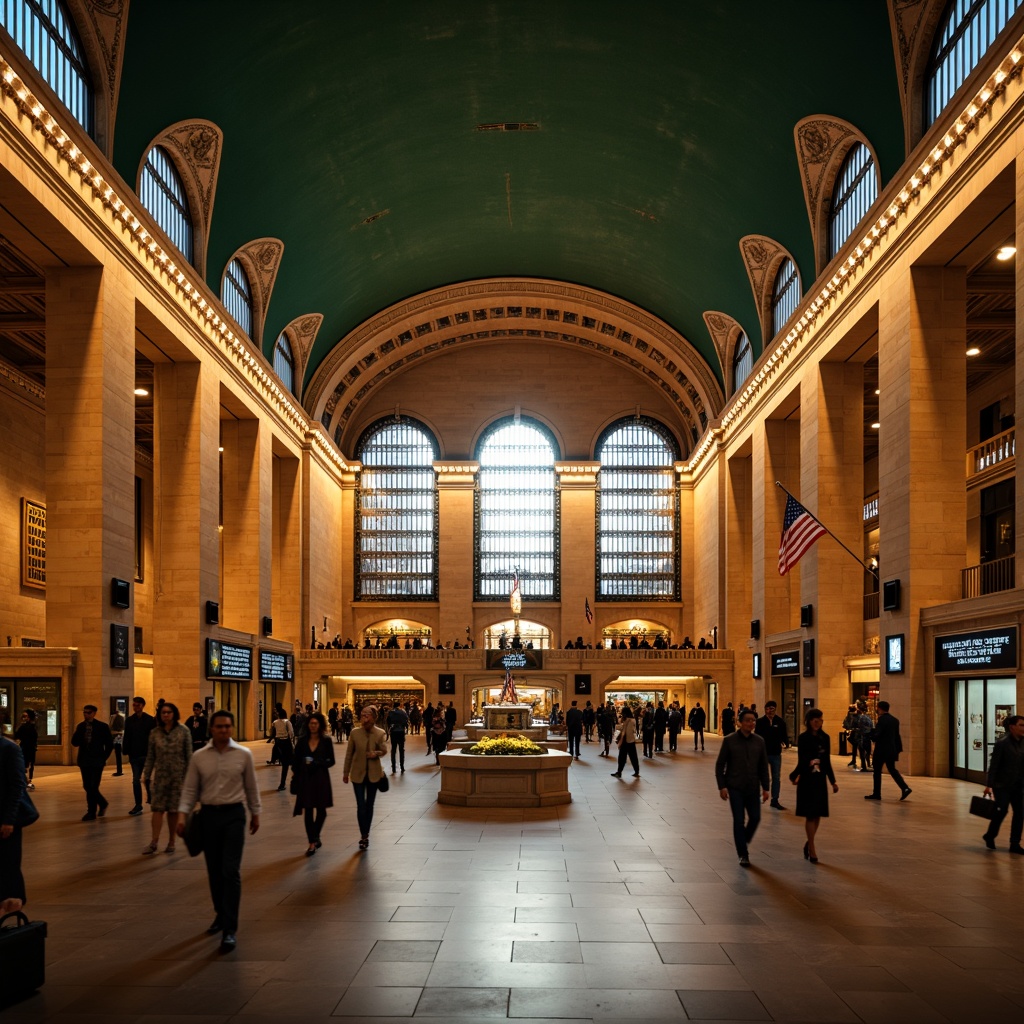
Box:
[789,708,838,863]
[292,711,335,856]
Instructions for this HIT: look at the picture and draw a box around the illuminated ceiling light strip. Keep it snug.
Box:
[0,49,311,437]
[685,31,1024,470]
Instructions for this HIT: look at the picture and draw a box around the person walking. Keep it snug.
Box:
[14,710,37,791]
[269,708,295,791]
[122,697,156,816]
[342,705,388,850]
[185,703,208,753]
[842,703,860,769]
[641,702,655,758]
[71,704,114,821]
[328,702,340,741]
[387,701,410,774]
[755,700,790,810]
[688,701,706,751]
[789,708,838,863]
[653,701,668,753]
[610,705,640,779]
[176,710,261,953]
[721,702,736,736]
[409,703,422,736]
[854,701,873,771]
[864,700,911,801]
[109,705,126,776]
[714,709,769,866]
[340,705,354,741]
[582,701,596,743]
[430,711,449,765]
[142,702,192,855]
[444,701,457,741]
[667,702,682,752]
[565,701,583,760]
[292,711,335,856]
[981,714,1024,854]
[423,702,436,754]
[0,728,30,915]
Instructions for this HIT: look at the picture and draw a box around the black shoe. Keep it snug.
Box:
[400,767,405,773]
[81,812,96,821]
[277,785,286,791]
[632,773,640,778]
[97,802,108,817]
[112,772,124,777]
[770,800,786,810]
[900,788,912,801]
[305,847,316,857]
[739,854,750,866]
[983,834,996,850]
[206,919,223,935]
[220,933,237,952]
[1009,845,1024,855]
[864,794,881,800]
[610,772,621,778]
[315,839,322,849]
[128,806,143,816]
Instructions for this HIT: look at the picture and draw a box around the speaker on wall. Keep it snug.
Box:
[802,638,815,677]
[882,578,901,611]
[205,600,219,625]
[262,615,273,637]
[800,604,813,628]
[750,619,760,640]
[438,673,455,695]
[574,674,592,695]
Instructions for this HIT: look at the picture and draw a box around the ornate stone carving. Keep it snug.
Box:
[702,311,744,385]
[78,0,128,101]
[794,117,857,211]
[281,312,323,399]
[738,235,798,344]
[232,237,284,337]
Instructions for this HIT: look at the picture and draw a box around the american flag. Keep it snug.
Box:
[511,567,519,597]
[585,598,593,624]
[778,494,827,575]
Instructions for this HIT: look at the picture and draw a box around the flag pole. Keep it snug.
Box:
[776,481,877,581]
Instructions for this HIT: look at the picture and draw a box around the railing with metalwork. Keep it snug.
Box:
[863,591,879,619]
[966,427,1015,480]
[299,647,730,663]
[961,554,1016,598]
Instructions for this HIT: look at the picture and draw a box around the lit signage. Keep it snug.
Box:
[770,650,800,675]
[206,639,252,680]
[259,649,293,681]
[934,627,1017,673]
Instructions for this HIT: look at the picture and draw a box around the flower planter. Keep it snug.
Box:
[436,749,572,807]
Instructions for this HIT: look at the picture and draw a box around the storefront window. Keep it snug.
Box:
[951,677,1015,781]
[1,679,61,743]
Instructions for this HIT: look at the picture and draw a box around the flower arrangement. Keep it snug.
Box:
[466,733,544,756]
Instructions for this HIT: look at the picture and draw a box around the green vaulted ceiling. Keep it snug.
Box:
[113,1,904,392]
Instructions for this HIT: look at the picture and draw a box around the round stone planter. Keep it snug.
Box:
[436,749,573,807]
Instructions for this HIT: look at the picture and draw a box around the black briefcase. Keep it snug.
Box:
[0,911,47,1001]
[969,795,998,820]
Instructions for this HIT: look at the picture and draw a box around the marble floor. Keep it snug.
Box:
[3,734,1023,1023]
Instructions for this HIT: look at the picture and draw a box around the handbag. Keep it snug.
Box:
[0,911,47,998]
[969,794,998,820]
[182,809,204,856]
[376,772,390,793]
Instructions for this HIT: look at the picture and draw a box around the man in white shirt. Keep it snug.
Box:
[177,710,260,952]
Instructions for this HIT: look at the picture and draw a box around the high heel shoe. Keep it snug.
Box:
[803,842,809,860]
[358,836,369,850]
[809,850,818,863]
[142,842,158,855]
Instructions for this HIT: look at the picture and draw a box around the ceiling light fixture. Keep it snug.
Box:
[871,422,880,430]
[966,346,981,356]
[996,245,1016,260]
[133,387,149,396]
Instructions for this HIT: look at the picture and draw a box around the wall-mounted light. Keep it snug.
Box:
[133,387,149,397]
[996,245,1016,260]
[322,616,328,634]
[966,346,981,357]
[871,422,880,430]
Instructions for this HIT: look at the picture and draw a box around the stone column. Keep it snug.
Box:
[45,265,136,715]
[800,362,864,731]
[556,462,599,646]
[725,452,753,684]
[272,451,301,645]
[879,263,966,775]
[435,462,478,648]
[151,360,220,707]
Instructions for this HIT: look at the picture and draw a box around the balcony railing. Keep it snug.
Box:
[962,554,1016,599]
[967,427,1015,482]
[863,591,879,619]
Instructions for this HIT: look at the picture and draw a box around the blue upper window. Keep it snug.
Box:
[273,334,294,393]
[139,146,193,264]
[827,143,878,261]
[222,258,253,337]
[0,0,92,134]
[770,259,800,337]
[926,0,1024,127]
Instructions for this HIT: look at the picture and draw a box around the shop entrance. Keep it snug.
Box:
[213,681,248,739]
[471,684,559,722]
[780,676,799,742]
[950,677,1016,783]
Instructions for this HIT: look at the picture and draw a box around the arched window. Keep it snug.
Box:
[827,143,877,261]
[273,334,294,394]
[0,0,93,134]
[222,258,253,337]
[356,418,438,599]
[139,146,193,264]
[475,418,558,600]
[925,0,1024,127]
[597,418,678,600]
[732,332,753,394]
[770,258,800,337]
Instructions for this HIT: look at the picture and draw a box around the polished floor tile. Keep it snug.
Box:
[5,740,1024,1022]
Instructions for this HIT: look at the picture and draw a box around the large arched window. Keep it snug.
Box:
[356,418,438,599]
[597,418,678,600]
[475,418,558,600]
[222,258,253,337]
[139,145,193,264]
[925,0,1024,127]
[273,334,294,394]
[732,332,753,394]
[770,258,800,337]
[0,0,93,134]
[827,143,877,261]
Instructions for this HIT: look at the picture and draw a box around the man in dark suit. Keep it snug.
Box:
[565,701,583,759]
[122,696,156,815]
[71,705,114,820]
[864,700,911,801]
[982,714,1024,853]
